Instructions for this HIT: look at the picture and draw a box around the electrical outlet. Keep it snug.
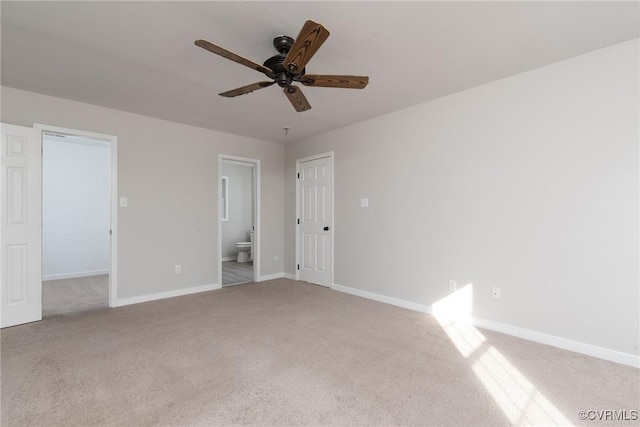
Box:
[274,256,278,263]
[175,265,182,274]
[449,280,457,292]
[492,287,501,300]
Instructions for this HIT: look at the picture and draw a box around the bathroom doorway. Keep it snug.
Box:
[218,156,260,286]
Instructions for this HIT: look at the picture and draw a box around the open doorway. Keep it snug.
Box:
[40,126,116,316]
[219,156,260,286]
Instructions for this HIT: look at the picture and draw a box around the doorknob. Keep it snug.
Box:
[323,226,329,231]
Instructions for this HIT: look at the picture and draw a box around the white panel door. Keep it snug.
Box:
[1,124,42,327]
[298,156,332,287]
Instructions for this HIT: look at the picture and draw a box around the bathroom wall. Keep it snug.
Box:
[43,135,110,280]
[284,39,639,357]
[221,162,254,259]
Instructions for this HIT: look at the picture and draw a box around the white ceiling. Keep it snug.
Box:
[2,1,638,144]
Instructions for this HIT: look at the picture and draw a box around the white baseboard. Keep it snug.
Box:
[115,283,220,307]
[332,283,431,314]
[471,317,639,368]
[221,256,237,262]
[331,283,639,368]
[258,272,284,281]
[283,273,296,280]
[43,270,109,281]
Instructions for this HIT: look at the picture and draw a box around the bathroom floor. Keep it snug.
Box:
[222,261,253,286]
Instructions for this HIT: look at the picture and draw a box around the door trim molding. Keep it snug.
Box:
[295,151,334,286]
[218,155,261,287]
[34,124,118,308]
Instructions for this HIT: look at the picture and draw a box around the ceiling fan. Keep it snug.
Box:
[195,20,369,112]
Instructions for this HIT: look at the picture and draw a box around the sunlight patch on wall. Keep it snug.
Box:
[433,284,484,358]
[432,283,474,322]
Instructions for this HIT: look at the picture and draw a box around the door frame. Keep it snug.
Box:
[295,151,334,286]
[34,124,118,307]
[217,154,260,286]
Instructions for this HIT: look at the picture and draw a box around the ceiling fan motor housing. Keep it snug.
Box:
[264,36,305,87]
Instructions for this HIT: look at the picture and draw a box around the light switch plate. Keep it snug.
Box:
[361,198,369,208]
[119,197,128,208]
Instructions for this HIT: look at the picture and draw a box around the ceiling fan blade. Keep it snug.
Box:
[299,75,369,89]
[219,81,275,98]
[284,20,330,75]
[284,86,311,112]
[195,40,274,78]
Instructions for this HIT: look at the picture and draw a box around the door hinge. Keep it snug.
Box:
[297,173,300,179]
[297,264,300,270]
[109,229,112,235]
[297,218,299,225]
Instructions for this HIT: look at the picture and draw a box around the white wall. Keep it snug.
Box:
[221,162,253,259]
[1,86,284,299]
[43,136,110,280]
[284,39,639,357]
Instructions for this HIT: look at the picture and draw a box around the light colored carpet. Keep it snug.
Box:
[1,279,638,426]
[42,275,109,318]
[222,261,253,286]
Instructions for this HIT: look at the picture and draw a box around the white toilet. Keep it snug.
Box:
[235,230,254,263]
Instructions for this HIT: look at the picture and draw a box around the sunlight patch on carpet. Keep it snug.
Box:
[433,284,573,426]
